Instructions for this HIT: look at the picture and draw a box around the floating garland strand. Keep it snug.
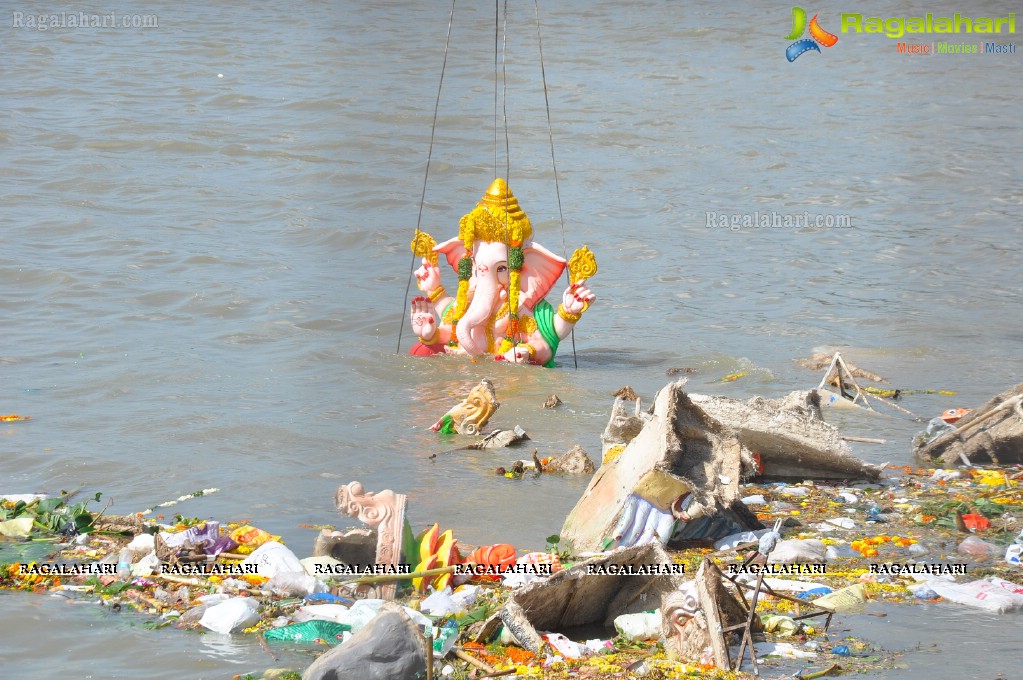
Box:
[139,488,219,516]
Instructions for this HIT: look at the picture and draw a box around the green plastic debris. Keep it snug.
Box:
[263,620,351,645]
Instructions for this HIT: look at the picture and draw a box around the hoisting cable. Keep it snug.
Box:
[534,0,578,368]
[501,0,511,197]
[493,0,499,180]
[498,0,516,361]
[397,0,458,354]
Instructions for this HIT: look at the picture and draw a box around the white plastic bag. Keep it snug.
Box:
[293,603,350,624]
[1006,544,1022,567]
[451,584,480,610]
[817,517,856,531]
[242,541,303,578]
[767,539,827,565]
[502,553,552,588]
[131,551,160,577]
[713,529,769,551]
[266,570,328,597]
[544,633,587,658]
[613,611,661,641]
[341,599,433,633]
[127,533,156,555]
[199,597,260,634]
[779,486,810,497]
[198,593,230,605]
[752,642,817,659]
[421,587,459,616]
[957,536,999,557]
[927,577,1023,614]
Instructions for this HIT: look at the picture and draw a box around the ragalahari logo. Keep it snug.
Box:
[785,7,839,61]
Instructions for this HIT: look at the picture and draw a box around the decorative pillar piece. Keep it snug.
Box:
[335,481,408,600]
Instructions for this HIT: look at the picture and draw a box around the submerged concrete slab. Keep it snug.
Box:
[690,390,882,481]
[500,543,682,653]
[561,380,745,553]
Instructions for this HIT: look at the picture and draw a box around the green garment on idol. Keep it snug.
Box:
[534,299,559,368]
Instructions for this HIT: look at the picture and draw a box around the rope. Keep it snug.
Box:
[397,0,458,354]
[498,0,515,358]
[533,0,577,368]
[862,390,924,421]
[493,0,499,179]
[501,0,511,197]
[497,0,512,308]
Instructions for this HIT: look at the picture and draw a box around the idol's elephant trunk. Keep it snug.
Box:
[456,275,499,356]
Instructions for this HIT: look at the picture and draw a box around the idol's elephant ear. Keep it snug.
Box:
[434,236,467,273]
[520,242,567,310]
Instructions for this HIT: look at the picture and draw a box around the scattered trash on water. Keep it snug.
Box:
[5,375,1023,680]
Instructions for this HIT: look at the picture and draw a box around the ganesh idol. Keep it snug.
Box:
[409,178,596,366]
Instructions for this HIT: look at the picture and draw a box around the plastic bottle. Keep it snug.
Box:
[117,548,132,581]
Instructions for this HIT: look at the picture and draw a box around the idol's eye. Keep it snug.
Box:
[497,265,509,274]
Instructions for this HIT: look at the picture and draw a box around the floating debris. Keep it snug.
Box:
[797,353,888,383]
[139,488,219,516]
[431,379,500,435]
[613,385,639,400]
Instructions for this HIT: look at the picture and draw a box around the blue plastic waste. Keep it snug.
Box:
[797,587,833,599]
[305,592,354,605]
[833,645,851,656]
